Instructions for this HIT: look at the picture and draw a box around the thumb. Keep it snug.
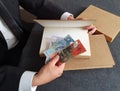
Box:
[50,55,60,65]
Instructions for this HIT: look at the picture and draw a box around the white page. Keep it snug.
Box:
[35,20,95,28]
[40,27,91,58]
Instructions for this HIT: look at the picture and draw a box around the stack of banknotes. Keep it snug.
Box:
[44,35,86,63]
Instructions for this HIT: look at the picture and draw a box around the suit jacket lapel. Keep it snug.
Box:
[0,0,23,41]
[0,31,8,49]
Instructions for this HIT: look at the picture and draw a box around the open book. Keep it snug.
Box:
[35,20,95,58]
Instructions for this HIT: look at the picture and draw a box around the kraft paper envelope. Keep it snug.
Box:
[77,5,120,42]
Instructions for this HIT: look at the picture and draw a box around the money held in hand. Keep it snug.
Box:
[44,35,86,63]
[58,39,86,62]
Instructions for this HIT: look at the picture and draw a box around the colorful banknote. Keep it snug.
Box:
[44,35,74,59]
[58,39,86,62]
[49,36,63,48]
[44,35,86,63]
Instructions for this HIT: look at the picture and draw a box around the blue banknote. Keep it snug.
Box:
[44,35,75,63]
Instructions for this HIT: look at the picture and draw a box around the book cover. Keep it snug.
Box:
[77,5,120,42]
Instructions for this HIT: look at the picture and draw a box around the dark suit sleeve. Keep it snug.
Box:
[19,0,65,19]
[0,66,25,91]
[0,40,25,91]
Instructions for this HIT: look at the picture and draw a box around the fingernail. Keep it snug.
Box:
[55,55,59,60]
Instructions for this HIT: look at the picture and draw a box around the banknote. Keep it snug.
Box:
[49,34,74,47]
[44,38,67,63]
[64,35,74,46]
[58,39,86,63]
[58,48,72,63]
[49,36,63,48]
[44,35,86,63]
[44,47,56,61]
[70,39,86,56]
[44,35,74,61]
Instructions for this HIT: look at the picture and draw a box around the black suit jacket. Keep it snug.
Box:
[0,0,65,90]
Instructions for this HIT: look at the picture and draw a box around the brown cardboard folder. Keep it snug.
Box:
[65,35,115,71]
[77,5,120,42]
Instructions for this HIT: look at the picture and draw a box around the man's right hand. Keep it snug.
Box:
[32,55,65,86]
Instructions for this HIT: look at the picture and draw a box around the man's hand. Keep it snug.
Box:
[67,16,97,35]
[83,24,97,35]
[67,15,74,20]
[32,55,65,86]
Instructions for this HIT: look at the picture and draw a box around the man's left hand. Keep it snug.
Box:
[67,16,97,35]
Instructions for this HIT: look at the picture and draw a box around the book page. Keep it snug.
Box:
[40,27,91,58]
[35,20,95,28]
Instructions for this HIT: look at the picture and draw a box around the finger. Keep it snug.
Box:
[67,15,74,20]
[56,61,62,66]
[76,17,88,20]
[88,27,97,35]
[83,24,94,30]
[58,62,65,69]
[50,55,60,65]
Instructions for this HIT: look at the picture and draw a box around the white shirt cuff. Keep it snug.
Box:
[19,71,37,91]
[60,12,73,20]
